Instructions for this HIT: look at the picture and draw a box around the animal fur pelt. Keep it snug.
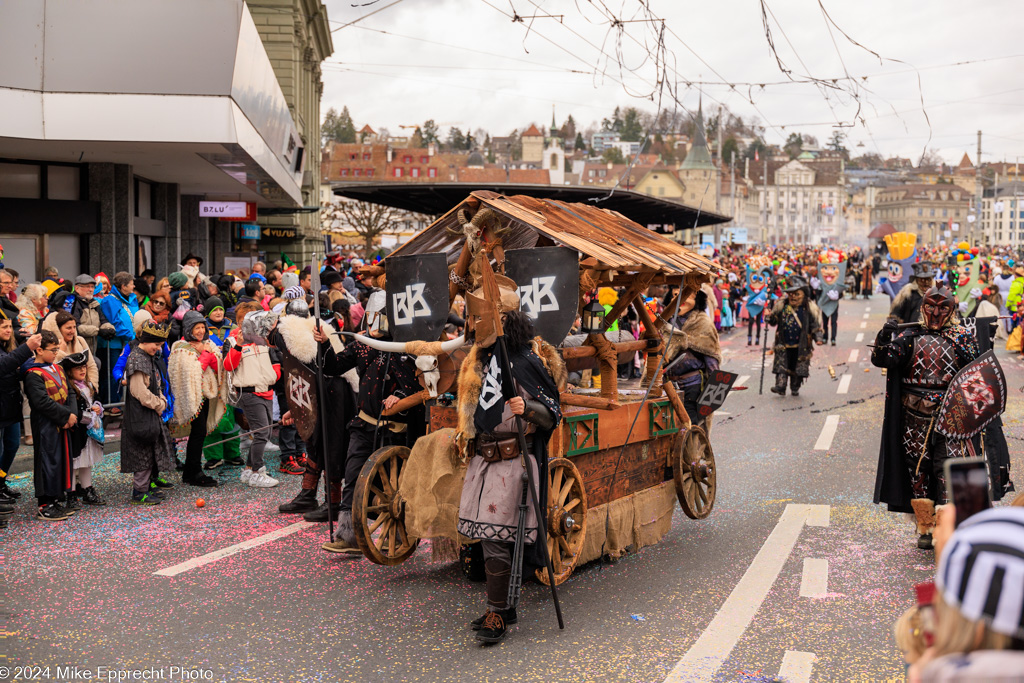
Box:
[276,315,319,363]
[454,335,565,455]
[660,311,722,365]
[168,340,225,434]
[890,281,920,315]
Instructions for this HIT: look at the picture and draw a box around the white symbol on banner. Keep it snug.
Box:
[392,283,432,325]
[518,276,559,319]
[697,382,730,409]
[289,373,312,410]
[478,356,503,410]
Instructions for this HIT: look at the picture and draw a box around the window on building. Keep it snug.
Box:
[930,209,935,217]
[942,209,948,217]
[598,170,607,177]
[394,168,403,177]
[353,169,361,176]
[362,153,370,161]
[420,156,428,164]
[917,222,922,230]
[428,168,437,178]
[658,186,665,196]
[411,167,421,178]
[48,165,81,200]
[918,208,923,216]
[0,162,41,198]
[403,156,412,164]
[339,169,348,177]
[588,170,595,177]
[349,154,357,160]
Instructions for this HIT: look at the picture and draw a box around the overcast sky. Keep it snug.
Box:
[320,0,1024,166]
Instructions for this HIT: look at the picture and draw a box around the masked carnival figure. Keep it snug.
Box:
[890,262,937,325]
[767,276,823,397]
[817,250,846,346]
[743,260,771,346]
[456,273,564,644]
[870,285,980,550]
[950,242,983,310]
[879,232,917,302]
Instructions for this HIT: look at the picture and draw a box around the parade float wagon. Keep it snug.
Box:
[344,191,726,584]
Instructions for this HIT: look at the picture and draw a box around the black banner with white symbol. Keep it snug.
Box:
[964,316,997,354]
[504,246,579,345]
[281,350,318,443]
[696,370,739,417]
[385,252,449,343]
[935,350,1006,440]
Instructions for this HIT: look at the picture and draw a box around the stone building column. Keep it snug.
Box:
[152,182,181,277]
[87,162,133,274]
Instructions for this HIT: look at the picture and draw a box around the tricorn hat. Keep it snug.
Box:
[58,351,90,373]
[911,261,936,279]
[784,275,809,293]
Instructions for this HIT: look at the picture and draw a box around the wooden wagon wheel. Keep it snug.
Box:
[674,426,717,519]
[536,457,587,586]
[353,445,419,565]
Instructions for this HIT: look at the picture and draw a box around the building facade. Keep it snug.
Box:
[873,184,970,245]
[980,182,1024,247]
[750,158,846,245]
[0,0,329,280]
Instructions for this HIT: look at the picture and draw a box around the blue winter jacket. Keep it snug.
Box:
[98,289,139,348]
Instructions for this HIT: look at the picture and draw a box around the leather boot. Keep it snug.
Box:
[279,488,318,514]
[304,481,342,522]
[770,374,787,396]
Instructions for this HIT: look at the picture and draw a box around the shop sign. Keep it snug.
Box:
[263,227,298,239]
[240,224,261,240]
[199,201,256,220]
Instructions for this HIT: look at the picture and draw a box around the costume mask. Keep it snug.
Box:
[788,289,805,307]
[921,286,956,330]
[364,290,388,338]
[881,232,917,301]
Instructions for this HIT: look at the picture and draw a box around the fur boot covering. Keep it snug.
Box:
[276,314,344,364]
[911,498,936,535]
[333,509,358,546]
[455,336,566,455]
[168,340,225,433]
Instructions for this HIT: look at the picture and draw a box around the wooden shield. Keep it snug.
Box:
[934,350,1006,440]
[385,252,450,343]
[504,246,579,345]
[281,350,318,442]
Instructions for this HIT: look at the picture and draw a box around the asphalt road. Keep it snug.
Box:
[3,296,1022,683]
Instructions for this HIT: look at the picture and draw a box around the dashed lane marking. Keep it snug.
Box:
[865,307,871,312]
[862,313,869,319]
[665,505,830,682]
[848,349,859,363]
[778,651,816,683]
[855,333,864,342]
[153,522,315,577]
[814,415,840,451]
[859,322,867,329]
[837,374,852,395]
[799,558,829,598]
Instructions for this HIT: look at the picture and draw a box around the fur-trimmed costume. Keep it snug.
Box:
[662,310,722,427]
[120,346,175,475]
[768,298,823,394]
[890,282,925,325]
[168,340,225,433]
[456,334,563,614]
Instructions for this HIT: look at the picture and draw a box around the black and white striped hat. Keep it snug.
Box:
[937,507,1024,638]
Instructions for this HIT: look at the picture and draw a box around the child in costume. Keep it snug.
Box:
[879,232,916,301]
[743,261,770,346]
[201,296,242,470]
[61,352,106,506]
[23,330,80,520]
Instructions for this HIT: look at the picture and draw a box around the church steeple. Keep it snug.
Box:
[680,96,714,170]
[551,105,558,138]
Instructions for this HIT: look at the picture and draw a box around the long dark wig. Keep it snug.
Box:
[502,310,536,352]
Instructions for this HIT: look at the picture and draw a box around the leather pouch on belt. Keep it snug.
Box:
[498,438,520,461]
[902,393,937,415]
[477,441,500,463]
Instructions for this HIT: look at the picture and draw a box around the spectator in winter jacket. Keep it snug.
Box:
[16,283,49,336]
[0,269,23,339]
[48,274,115,356]
[1005,265,1024,315]
[0,321,40,500]
[97,272,139,404]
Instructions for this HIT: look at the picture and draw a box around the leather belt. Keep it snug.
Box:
[471,435,532,463]
[358,410,407,433]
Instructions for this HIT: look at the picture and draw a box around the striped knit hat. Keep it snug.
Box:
[937,507,1024,638]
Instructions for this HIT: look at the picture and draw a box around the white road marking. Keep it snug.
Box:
[862,313,869,319]
[735,375,750,387]
[814,415,840,451]
[153,522,315,577]
[865,307,871,312]
[837,374,852,395]
[855,332,864,342]
[847,349,859,363]
[665,505,830,682]
[778,651,816,683]
[859,321,867,329]
[800,558,829,598]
